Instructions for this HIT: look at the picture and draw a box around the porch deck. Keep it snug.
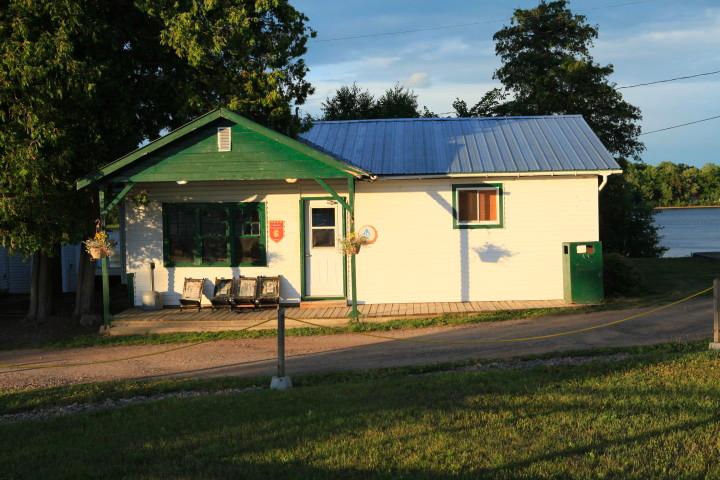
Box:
[105,299,576,336]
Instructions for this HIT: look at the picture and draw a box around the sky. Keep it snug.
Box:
[293,0,719,168]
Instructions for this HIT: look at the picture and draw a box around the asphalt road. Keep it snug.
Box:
[0,297,714,390]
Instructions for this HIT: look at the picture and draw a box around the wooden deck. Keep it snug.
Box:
[105,299,576,336]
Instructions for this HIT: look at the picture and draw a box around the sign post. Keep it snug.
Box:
[711,279,720,350]
[270,307,292,390]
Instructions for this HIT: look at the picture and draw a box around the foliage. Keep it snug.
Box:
[626,161,720,207]
[83,230,117,256]
[603,252,642,296]
[321,82,434,120]
[453,0,663,256]
[0,0,316,258]
[3,348,720,478]
[338,232,370,254]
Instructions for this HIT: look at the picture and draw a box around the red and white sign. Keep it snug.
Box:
[357,225,378,244]
[269,220,285,243]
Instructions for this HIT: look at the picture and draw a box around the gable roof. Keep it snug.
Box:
[299,115,622,176]
[77,108,368,189]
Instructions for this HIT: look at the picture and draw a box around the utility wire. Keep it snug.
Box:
[640,115,720,135]
[618,70,720,89]
[312,0,663,43]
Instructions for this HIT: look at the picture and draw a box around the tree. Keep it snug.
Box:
[321,83,433,120]
[0,0,316,321]
[454,0,662,256]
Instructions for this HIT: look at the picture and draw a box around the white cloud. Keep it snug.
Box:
[404,73,432,88]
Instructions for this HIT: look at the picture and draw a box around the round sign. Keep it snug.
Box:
[357,225,378,245]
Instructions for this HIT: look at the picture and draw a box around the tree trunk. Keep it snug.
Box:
[74,251,98,324]
[35,253,53,322]
[26,252,40,322]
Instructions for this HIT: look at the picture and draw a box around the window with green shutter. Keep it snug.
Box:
[163,203,266,267]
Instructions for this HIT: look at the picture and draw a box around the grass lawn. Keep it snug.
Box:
[1,342,719,479]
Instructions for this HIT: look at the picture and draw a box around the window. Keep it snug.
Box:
[217,127,232,151]
[453,184,503,228]
[163,203,266,266]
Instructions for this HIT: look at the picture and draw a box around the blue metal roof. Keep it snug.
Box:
[299,115,621,176]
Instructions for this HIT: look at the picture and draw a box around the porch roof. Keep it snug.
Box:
[77,108,368,189]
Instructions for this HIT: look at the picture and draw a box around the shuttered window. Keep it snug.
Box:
[217,127,232,152]
[453,184,503,228]
[163,203,266,266]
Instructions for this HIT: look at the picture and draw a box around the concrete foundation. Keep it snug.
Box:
[270,376,292,390]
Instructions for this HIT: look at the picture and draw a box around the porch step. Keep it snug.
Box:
[299,300,348,309]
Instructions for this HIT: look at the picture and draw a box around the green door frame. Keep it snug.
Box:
[299,196,347,301]
[313,178,360,320]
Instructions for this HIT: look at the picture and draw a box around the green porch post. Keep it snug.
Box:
[348,178,360,321]
[99,186,111,328]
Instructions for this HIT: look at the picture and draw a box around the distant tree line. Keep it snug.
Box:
[626,162,720,207]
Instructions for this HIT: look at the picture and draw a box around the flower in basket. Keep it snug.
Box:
[339,232,370,255]
[84,230,117,259]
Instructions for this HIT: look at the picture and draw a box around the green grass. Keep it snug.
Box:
[2,342,719,479]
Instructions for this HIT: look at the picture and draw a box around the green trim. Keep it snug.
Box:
[101,183,135,216]
[299,197,347,300]
[314,179,352,213]
[162,202,267,267]
[452,183,504,229]
[77,108,367,189]
[126,273,135,309]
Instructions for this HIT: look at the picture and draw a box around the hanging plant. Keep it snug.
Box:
[339,232,370,255]
[84,226,117,259]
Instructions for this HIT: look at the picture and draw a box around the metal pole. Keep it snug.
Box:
[270,307,292,390]
[711,279,720,350]
[277,306,285,378]
[714,278,719,344]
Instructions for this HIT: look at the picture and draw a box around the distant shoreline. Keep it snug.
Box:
[655,205,720,210]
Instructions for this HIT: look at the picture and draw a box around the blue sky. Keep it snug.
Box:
[294,0,719,168]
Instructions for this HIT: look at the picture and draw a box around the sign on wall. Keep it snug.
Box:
[358,225,378,244]
[269,220,285,243]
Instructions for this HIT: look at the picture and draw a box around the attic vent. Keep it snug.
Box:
[217,127,232,152]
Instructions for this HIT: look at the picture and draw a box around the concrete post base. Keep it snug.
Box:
[709,343,720,351]
[270,376,292,390]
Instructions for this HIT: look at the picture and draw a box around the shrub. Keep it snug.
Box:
[603,253,643,296]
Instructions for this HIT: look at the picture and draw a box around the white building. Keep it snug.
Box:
[77,109,621,310]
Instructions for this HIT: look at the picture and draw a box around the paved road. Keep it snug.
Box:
[0,297,714,390]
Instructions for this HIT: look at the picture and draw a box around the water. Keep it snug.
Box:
[653,207,720,257]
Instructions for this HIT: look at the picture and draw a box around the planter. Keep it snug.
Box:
[89,247,106,259]
[345,244,361,255]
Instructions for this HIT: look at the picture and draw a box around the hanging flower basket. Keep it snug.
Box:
[84,228,117,260]
[339,232,370,255]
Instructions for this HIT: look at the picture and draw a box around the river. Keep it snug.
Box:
[653,207,720,257]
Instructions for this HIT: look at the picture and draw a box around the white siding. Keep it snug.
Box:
[61,244,81,293]
[352,176,600,303]
[124,176,600,306]
[125,180,347,307]
[7,251,32,294]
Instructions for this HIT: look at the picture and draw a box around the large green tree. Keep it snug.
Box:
[0,0,316,321]
[454,0,663,256]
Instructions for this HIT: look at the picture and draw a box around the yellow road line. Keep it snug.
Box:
[288,287,714,344]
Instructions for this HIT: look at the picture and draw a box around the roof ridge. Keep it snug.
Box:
[311,115,583,124]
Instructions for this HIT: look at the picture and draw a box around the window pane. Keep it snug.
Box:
[202,238,228,263]
[312,208,335,227]
[169,238,194,263]
[478,190,498,221]
[312,228,335,247]
[235,237,263,264]
[458,190,479,222]
[235,207,260,236]
[201,209,227,236]
[168,209,195,236]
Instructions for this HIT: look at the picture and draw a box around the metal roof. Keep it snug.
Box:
[299,115,621,176]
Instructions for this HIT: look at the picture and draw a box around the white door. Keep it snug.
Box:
[304,199,344,297]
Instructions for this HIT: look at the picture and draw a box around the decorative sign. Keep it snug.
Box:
[357,225,378,245]
[269,220,285,243]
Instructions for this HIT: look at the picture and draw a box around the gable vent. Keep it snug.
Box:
[217,127,232,152]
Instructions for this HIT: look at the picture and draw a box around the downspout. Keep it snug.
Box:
[598,174,609,191]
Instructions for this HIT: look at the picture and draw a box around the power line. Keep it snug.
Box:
[312,0,664,43]
[618,70,720,89]
[640,115,720,135]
